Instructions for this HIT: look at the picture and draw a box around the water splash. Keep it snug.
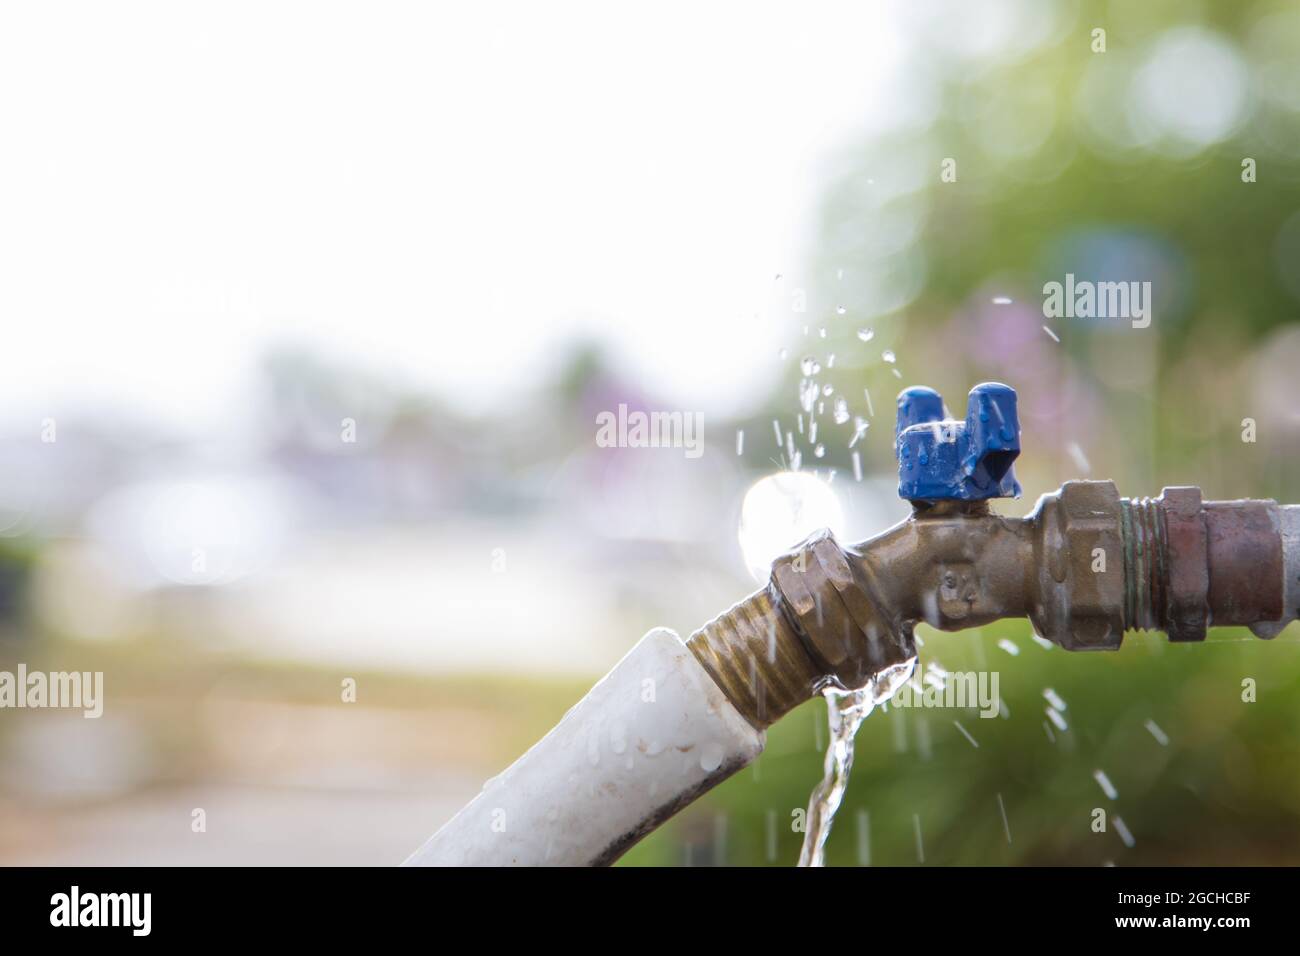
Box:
[797,656,916,867]
[800,379,819,412]
[1144,718,1169,746]
[1092,768,1119,800]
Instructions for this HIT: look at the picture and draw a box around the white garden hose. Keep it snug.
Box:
[404,627,764,866]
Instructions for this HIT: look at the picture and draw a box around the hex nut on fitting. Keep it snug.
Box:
[1042,481,1125,650]
[1160,486,1209,642]
[770,529,914,689]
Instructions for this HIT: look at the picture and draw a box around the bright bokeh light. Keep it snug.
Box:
[737,471,845,583]
[1133,27,1248,153]
[87,477,296,588]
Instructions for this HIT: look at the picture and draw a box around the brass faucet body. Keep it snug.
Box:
[688,481,1292,730]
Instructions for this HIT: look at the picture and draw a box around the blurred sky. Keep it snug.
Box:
[0,0,918,430]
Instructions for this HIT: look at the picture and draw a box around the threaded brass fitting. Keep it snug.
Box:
[687,587,818,730]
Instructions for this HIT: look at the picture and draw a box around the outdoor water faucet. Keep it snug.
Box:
[689,382,1300,729]
[409,381,1299,866]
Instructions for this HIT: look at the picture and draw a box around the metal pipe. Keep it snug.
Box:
[689,481,1299,730]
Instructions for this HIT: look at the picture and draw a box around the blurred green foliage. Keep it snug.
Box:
[626,620,1300,866]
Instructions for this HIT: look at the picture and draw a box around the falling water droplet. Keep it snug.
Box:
[1092,769,1118,800]
[1144,719,1169,746]
[997,793,1011,844]
[1113,817,1136,848]
[882,349,896,364]
[848,416,869,448]
[833,397,850,424]
[800,380,818,413]
[857,328,874,342]
[1067,442,1091,474]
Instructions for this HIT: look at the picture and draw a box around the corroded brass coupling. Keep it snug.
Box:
[688,480,1299,730]
[687,528,918,730]
[1119,487,1295,640]
[768,529,916,694]
[1031,480,1127,650]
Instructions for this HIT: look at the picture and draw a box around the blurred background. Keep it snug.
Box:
[1,0,1298,865]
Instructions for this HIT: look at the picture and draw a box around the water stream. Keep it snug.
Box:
[797,656,918,867]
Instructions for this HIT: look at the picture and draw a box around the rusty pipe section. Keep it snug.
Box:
[688,480,1299,730]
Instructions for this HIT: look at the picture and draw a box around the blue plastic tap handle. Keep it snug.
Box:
[895,382,1022,501]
